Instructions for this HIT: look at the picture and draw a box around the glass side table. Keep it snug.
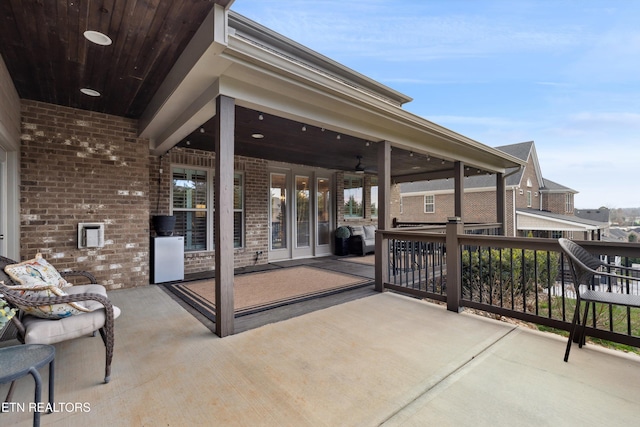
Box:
[0,344,55,427]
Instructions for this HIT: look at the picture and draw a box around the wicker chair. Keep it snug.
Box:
[0,256,119,383]
[558,238,640,362]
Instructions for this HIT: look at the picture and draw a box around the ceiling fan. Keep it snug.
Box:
[354,155,376,174]
[354,155,366,174]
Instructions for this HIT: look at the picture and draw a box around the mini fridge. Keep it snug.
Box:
[150,236,184,284]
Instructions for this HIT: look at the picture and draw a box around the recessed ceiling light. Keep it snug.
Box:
[84,30,112,46]
[80,88,101,97]
[251,133,264,139]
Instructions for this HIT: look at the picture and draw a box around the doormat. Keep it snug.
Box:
[163,265,372,321]
[339,255,376,265]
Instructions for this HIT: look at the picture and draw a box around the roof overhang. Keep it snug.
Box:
[139,8,524,177]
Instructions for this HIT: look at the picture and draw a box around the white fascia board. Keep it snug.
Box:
[402,186,497,197]
[151,82,220,155]
[140,5,231,147]
[517,211,600,230]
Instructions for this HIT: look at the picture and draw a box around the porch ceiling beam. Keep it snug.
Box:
[391,169,457,183]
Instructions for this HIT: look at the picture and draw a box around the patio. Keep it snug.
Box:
[2,282,639,426]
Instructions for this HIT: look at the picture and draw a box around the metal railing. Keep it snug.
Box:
[376,222,640,349]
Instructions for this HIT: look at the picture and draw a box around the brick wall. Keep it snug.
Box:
[150,147,270,274]
[20,100,150,289]
[395,187,519,236]
[543,193,569,214]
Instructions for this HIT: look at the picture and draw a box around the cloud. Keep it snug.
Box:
[235,0,582,62]
[564,30,640,83]
[568,112,640,127]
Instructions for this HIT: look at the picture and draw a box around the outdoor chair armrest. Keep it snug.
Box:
[0,282,114,320]
[60,270,97,285]
[0,282,117,383]
[594,269,639,282]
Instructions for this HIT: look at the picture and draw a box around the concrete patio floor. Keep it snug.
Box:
[2,285,640,426]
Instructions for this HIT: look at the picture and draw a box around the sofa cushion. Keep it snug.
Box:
[363,225,377,240]
[349,225,365,237]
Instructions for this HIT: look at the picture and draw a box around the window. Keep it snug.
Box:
[172,167,244,251]
[527,191,532,208]
[343,176,363,218]
[400,197,403,214]
[370,177,378,218]
[233,173,244,248]
[173,168,208,251]
[424,195,435,213]
[551,231,563,239]
[565,194,573,213]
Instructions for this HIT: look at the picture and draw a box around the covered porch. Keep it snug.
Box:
[2,285,639,426]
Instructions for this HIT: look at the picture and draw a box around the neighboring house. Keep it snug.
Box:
[575,208,610,224]
[605,227,632,242]
[395,141,609,240]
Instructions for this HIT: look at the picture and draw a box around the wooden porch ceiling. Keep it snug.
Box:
[177,106,468,179]
[0,0,233,118]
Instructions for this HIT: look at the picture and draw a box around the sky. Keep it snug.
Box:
[230,0,640,209]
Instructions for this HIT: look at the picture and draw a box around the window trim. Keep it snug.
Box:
[370,176,378,219]
[565,193,573,213]
[233,172,245,249]
[171,165,245,251]
[171,166,210,252]
[424,194,435,214]
[343,175,364,219]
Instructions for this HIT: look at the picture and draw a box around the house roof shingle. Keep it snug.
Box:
[400,141,576,195]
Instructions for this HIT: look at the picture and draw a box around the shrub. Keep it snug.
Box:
[461,247,561,308]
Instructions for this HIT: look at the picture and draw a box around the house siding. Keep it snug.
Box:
[543,193,572,215]
[20,100,150,289]
[18,102,282,288]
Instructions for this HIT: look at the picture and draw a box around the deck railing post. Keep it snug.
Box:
[446,217,463,313]
[375,232,388,292]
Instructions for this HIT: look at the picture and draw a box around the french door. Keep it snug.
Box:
[269,167,332,261]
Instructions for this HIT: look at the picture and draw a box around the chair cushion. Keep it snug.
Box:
[4,254,91,319]
[23,305,121,345]
[22,283,121,344]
